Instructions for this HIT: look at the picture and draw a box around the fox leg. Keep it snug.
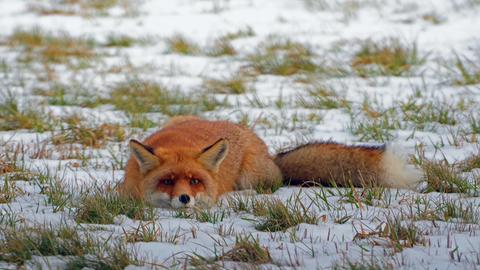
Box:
[236,154,283,192]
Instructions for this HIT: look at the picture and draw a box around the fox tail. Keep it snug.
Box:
[273,142,423,189]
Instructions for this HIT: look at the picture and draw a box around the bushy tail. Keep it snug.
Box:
[274,142,423,189]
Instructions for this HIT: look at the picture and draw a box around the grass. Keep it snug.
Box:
[459,152,480,172]
[247,37,320,76]
[348,93,462,141]
[422,160,473,193]
[0,176,19,203]
[7,27,97,64]
[335,185,389,208]
[175,208,228,224]
[203,73,251,94]
[297,83,350,110]
[123,221,160,243]
[220,27,255,41]
[469,116,480,134]
[206,38,237,57]
[380,216,425,251]
[0,91,53,132]
[126,114,157,130]
[36,173,72,212]
[104,34,138,47]
[33,83,107,108]
[66,241,143,270]
[437,199,479,224]
[51,117,126,148]
[348,114,397,142]
[28,0,135,16]
[451,53,480,86]
[226,194,320,231]
[123,222,182,244]
[334,259,394,270]
[166,34,201,55]
[400,98,458,129]
[0,224,142,269]
[189,234,271,268]
[220,235,271,264]
[254,197,319,232]
[109,79,226,116]
[352,39,424,77]
[74,186,156,224]
[0,225,91,265]
[422,12,445,25]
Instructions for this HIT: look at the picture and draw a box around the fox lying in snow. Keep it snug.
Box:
[118,116,422,208]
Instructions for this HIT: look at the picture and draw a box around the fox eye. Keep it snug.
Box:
[190,178,201,185]
[161,179,173,185]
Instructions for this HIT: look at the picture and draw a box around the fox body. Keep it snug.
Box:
[119,116,421,208]
[120,116,282,208]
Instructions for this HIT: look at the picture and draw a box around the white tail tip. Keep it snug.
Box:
[381,146,423,189]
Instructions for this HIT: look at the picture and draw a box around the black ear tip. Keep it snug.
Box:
[129,139,155,155]
[129,139,142,145]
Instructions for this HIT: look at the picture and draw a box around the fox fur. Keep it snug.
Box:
[119,116,422,208]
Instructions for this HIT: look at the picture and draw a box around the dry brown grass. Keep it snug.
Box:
[7,28,96,64]
[352,39,423,77]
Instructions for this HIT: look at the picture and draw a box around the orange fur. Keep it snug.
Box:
[119,117,421,208]
[274,143,385,187]
[119,116,282,208]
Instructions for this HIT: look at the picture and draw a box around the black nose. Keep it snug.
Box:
[179,194,190,204]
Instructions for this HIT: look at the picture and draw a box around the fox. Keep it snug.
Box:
[118,116,422,208]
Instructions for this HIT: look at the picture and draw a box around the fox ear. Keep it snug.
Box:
[198,139,228,172]
[129,139,159,174]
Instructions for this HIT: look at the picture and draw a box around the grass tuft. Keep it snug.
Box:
[220,235,271,264]
[254,197,319,232]
[206,38,237,57]
[459,152,480,172]
[52,117,126,148]
[67,241,143,269]
[0,225,87,265]
[352,39,424,77]
[380,217,425,251]
[104,34,137,47]
[75,186,156,224]
[166,34,201,55]
[451,54,480,86]
[28,0,134,17]
[422,160,472,193]
[203,73,251,95]
[0,176,20,203]
[109,79,226,116]
[33,83,107,108]
[297,83,350,109]
[175,208,228,224]
[348,109,397,142]
[0,92,53,132]
[437,200,479,224]
[247,37,319,76]
[7,27,96,64]
[220,27,255,41]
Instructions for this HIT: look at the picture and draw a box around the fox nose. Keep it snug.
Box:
[179,194,190,204]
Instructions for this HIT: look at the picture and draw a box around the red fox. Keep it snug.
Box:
[119,116,422,208]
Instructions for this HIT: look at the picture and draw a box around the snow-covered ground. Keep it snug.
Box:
[1,0,480,269]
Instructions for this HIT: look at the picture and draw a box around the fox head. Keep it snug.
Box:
[128,138,228,208]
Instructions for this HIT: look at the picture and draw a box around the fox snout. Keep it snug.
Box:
[171,193,196,208]
[147,191,204,208]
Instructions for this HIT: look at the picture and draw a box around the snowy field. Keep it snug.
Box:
[1,0,480,269]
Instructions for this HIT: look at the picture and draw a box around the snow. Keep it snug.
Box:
[1,0,480,269]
